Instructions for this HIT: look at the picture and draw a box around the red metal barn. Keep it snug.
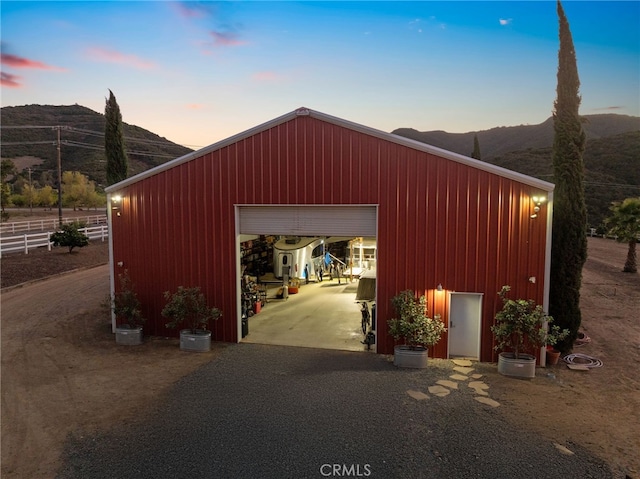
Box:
[105,108,554,362]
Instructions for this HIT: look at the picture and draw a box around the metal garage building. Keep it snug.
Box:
[105,107,554,362]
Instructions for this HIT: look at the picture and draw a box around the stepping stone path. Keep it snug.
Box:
[474,396,500,408]
[428,385,451,397]
[406,389,430,401]
[453,366,475,375]
[421,360,501,407]
[452,359,473,367]
[436,380,459,389]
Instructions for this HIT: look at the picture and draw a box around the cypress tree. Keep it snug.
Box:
[105,90,129,185]
[549,0,587,352]
[471,134,481,160]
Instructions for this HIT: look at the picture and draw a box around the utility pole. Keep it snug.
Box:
[56,126,62,226]
[27,167,33,215]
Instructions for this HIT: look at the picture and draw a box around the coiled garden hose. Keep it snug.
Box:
[562,353,603,368]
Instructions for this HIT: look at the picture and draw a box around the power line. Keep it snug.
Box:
[2,124,193,148]
[1,141,56,146]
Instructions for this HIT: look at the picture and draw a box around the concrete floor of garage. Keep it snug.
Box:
[242,277,376,352]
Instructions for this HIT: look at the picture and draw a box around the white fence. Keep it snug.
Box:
[0,214,107,235]
[0,225,109,257]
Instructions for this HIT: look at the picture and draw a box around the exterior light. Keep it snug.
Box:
[111,194,123,217]
[530,195,546,219]
[436,283,443,292]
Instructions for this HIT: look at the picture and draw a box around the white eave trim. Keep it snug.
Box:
[105,107,555,193]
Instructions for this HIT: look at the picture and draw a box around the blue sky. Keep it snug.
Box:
[1,1,639,149]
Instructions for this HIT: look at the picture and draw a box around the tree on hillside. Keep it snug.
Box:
[105,90,129,185]
[471,134,481,160]
[605,197,640,273]
[38,185,57,211]
[61,171,99,210]
[1,159,16,218]
[549,0,587,352]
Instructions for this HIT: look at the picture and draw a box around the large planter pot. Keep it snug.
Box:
[115,326,143,346]
[180,329,211,352]
[393,345,429,369]
[497,352,536,378]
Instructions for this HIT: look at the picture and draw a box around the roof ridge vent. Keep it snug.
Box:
[296,107,310,116]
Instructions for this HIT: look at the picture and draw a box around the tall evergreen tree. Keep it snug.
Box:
[471,134,481,160]
[549,0,587,352]
[105,90,129,185]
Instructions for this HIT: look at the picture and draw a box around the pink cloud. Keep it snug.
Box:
[186,103,204,110]
[86,47,156,70]
[1,71,22,88]
[252,71,283,83]
[1,52,65,71]
[173,1,213,19]
[210,30,247,47]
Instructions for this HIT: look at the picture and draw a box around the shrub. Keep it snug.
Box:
[388,290,446,350]
[50,222,89,253]
[491,285,569,359]
[162,286,222,334]
[112,270,145,328]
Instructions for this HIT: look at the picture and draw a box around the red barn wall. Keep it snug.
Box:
[110,114,550,361]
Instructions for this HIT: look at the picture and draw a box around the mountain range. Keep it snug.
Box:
[392,114,640,159]
[1,104,638,228]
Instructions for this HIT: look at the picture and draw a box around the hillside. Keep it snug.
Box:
[393,115,640,228]
[2,105,638,228]
[1,104,193,186]
[483,131,640,228]
[392,114,640,159]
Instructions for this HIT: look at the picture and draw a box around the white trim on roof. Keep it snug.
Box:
[105,107,555,193]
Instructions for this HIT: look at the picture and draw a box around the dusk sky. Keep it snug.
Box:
[1,1,638,149]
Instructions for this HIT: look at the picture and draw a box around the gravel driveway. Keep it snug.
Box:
[56,344,612,479]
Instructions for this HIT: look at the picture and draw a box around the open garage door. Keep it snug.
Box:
[237,205,377,236]
[236,205,378,352]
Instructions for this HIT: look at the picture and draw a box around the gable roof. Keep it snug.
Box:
[105,107,555,193]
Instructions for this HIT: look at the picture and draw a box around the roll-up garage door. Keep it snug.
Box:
[237,205,377,236]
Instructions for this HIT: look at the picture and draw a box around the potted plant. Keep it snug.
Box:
[388,290,446,368]
[491,285,567,377]
[112,270,145,345]
[544,324,570,366]
[162,286,222,352]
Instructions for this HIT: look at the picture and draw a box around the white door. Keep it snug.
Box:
[448,292,482,359]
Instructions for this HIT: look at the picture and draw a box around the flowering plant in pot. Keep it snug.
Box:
[388,290,446,368]
[112,270,145,345]
[162,286,222,352]
[491,285,567,376]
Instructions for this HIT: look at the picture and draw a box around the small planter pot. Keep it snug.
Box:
[393,345,429,369]
[497,352,536,378]
[115,326,143,346]
[180,329,211,352]
[546,348,561,366]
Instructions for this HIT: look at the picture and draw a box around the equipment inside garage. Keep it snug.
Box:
[239,235,377,352]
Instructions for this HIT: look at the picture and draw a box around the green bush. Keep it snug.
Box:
[162,286,222,334]
[388,290,446,349]
[50,222,89,253]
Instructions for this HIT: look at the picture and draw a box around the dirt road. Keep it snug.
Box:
[1,265,222,478]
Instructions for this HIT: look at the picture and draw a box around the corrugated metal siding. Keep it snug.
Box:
[111,115,550,361]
